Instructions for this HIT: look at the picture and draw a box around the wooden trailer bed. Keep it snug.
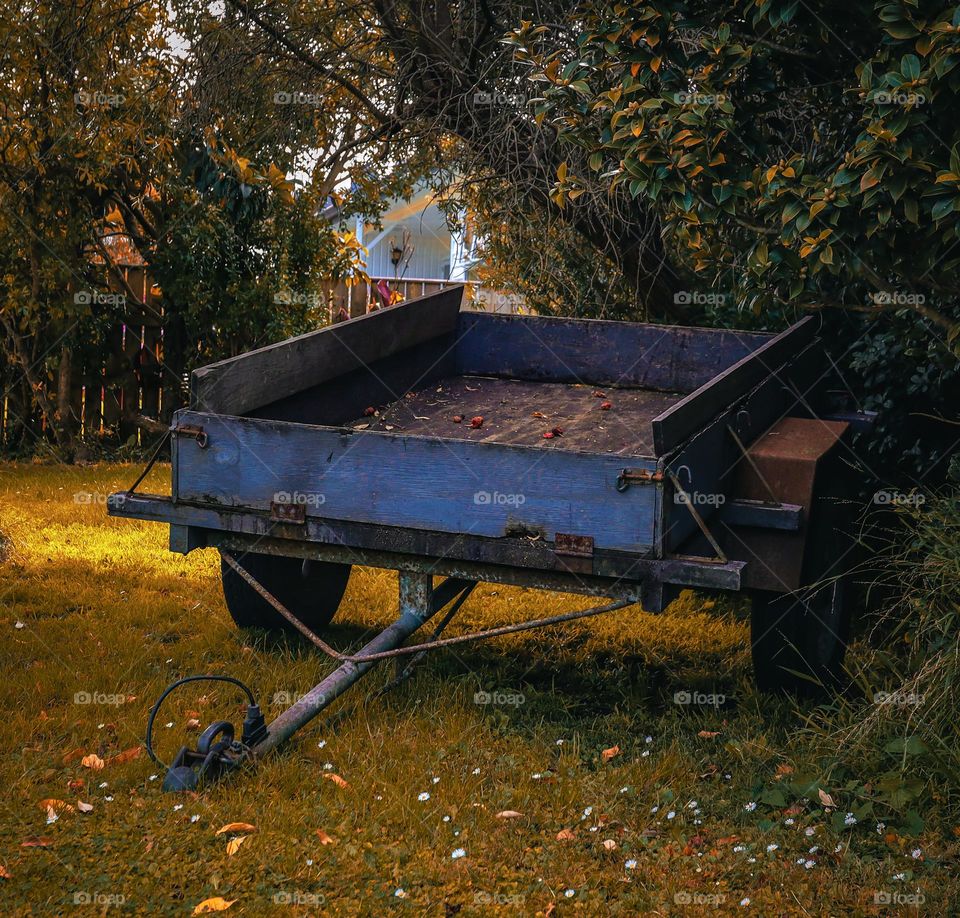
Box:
[349,375,685,456]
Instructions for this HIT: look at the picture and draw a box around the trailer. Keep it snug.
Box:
[109,286,864,790]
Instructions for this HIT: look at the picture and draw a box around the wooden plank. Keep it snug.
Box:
[191,285,466,416]
[651,317,818,455]
[660,338,827,551]
[250,335,457,427]
[172,409,660,554]
[454,311,771,393]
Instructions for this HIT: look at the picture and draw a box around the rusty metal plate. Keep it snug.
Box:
[270,501,307,524]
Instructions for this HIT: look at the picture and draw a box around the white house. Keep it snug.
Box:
[322,182,524,318]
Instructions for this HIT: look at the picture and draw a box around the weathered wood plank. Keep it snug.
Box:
[191,285,466,416]
[651,317,818,455]
[109,493,745,595]
[172,409,660,554]
[454,312,771,393]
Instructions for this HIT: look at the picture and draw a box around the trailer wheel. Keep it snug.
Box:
[220,551,350,634]
[749,493,853,697]
[750,577,850,697]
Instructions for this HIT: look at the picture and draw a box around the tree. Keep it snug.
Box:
[0,0,367,454]
[511,0,960,471]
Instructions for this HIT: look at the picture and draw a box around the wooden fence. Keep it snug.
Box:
[0,272,523,451]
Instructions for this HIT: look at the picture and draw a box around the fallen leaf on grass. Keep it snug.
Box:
[322,773,350,789]
[0,865,10,879]
[818,788,835,809]
[225,836,247,856]
[192,897,236,914]
[697,730,721,739]
[38,799,74,814]
[315,829,336,845]
[716,835,740,845]
[775,764,794,780]
[81,753,104,771]
[601,745,620,763]
[602,839,617,851]
[61,748,85,765]
[77,801,94,814]
[215,823,256,836]
[556,828,576,841]
[21,837,53,848]
[109,746,142,766]
[185,719,201,731]
[495,811,523,820]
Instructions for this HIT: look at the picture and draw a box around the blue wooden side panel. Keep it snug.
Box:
[455,312,771,393]
[173,411,660,554]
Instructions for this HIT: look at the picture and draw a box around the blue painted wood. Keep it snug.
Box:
[455,312,771,394]
[173,410,661,554]
[191,285,465,416]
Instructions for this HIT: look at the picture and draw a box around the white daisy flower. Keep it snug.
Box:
[451,848,466,859]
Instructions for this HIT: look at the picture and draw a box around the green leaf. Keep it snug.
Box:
[884,735,928,756]
[901,54,921,81]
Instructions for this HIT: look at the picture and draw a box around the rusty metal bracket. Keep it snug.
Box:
[616,468,663,492]
[173,424,209,449]
[270,501,307,524]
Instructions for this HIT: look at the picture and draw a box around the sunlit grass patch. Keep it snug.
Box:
[0,462,955,915]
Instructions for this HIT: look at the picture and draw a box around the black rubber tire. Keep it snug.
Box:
[220,551,350,634]
[750,485,854,698]
[750,576,850,697]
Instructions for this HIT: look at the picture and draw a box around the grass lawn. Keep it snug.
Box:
[0,462,953,915]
